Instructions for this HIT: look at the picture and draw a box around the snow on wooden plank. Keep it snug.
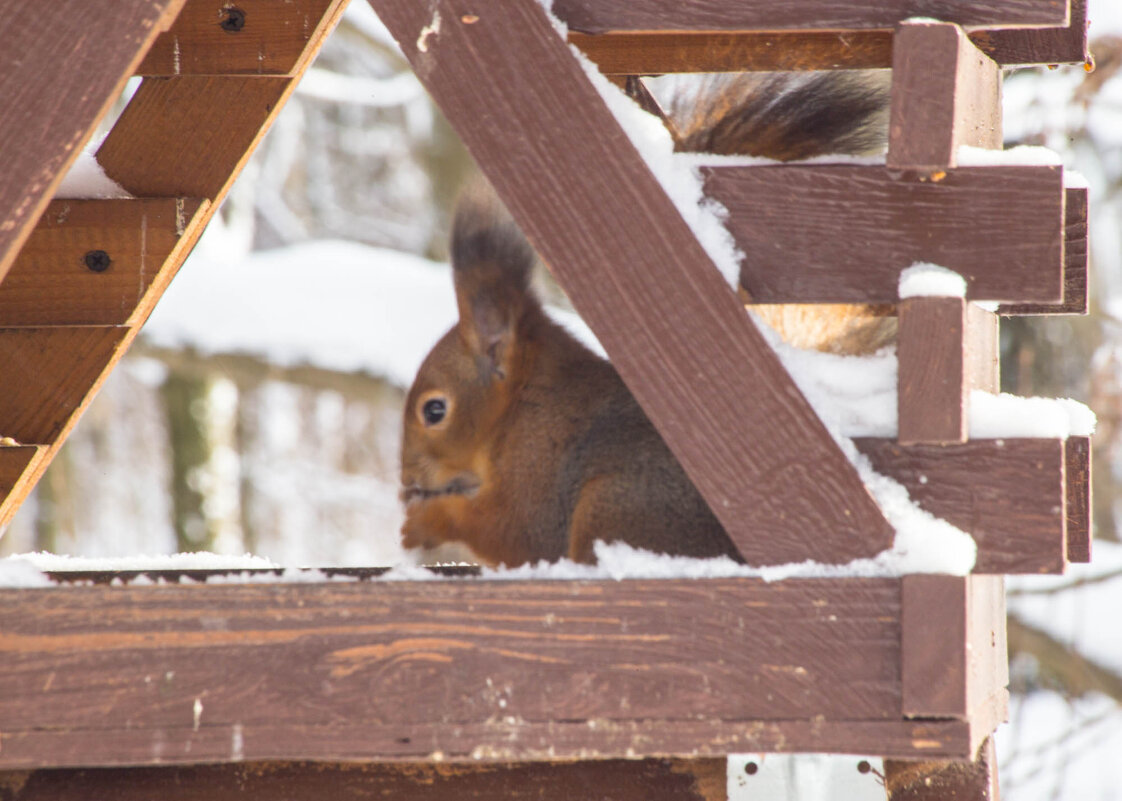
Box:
[856,438,1067,574]
[0,0,186,282]
[137,0,341,76]
[703,165,1065,304]
[369,0,895,567]
[0,576,1001,767]
[553,0,1069,34]
[0,199,205,327]
[0,760,729,801]
[888,21,1002,173]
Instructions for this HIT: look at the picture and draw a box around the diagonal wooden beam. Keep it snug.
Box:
[368,0,893,566]
[0,0,186,283]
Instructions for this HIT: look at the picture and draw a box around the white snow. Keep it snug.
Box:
[898,262,968,298]
[12,551,280,572]
[970,391,1096,439]
[54,148,131,199]
[957,144,1064,167]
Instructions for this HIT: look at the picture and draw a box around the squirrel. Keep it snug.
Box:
[399,72,892,567]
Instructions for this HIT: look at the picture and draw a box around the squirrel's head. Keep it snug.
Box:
[399,183,539,550]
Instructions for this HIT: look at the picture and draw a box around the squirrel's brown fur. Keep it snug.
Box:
[400,72,892,566]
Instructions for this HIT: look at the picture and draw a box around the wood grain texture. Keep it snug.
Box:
[971,0,1089,67]
[138,0,339,76]
[0,0,185,281]
[703,165,1065,304]
[901,576,1005,719]
[552,0,1069,35]
[966,304,1000,394]
[0,760,727,801]
[1000,186,1089,315]
[1065,435,1092,562]
[855,438,1067,574]
[888,22,1002,172]
[898,298,968,445]
[0,576,1003,767]
[0,199,204,326]
[369,0,894,567]
[570,30,893,74]
[885,737,999,800]
[0,446,45,527]
[0,328,129,446]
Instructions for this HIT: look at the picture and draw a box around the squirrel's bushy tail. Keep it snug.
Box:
[669,71,891,161]
[451,179,535,292]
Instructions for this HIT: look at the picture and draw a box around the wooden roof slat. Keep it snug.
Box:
[0,446,46,528]
[704,164,1066,305]
[0,199,205,327]
[1000,186,1089,315]
[369,0,896,567]
[0,0,187,282]
[0,575,999,767]
[137,0,341,76]
[553,0,1070,35]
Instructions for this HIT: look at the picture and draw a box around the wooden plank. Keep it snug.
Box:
[1000,186,1089,315]
[901,576,1005,719]
[0,0,185,282]
[552,0,1069,34]
[0,446,45,528]
[703,165,1065,304]
[0,576,1000,767]
[569,31,894,74]
[0,760,729,801]
[855,439,1067,574]
[971,0,1090,67]
[369,0,894,566]
[1065,435,1092,562]
[0,199,205,327]
[885,737,999,800]
[137,0,339,76]
[888,22,1002,172]
[898,298,969,445]
[0,328,129,446]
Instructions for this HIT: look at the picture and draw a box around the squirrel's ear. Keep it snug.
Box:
[450,180,537,379]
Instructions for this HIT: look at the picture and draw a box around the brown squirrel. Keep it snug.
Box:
[399,72,891,567]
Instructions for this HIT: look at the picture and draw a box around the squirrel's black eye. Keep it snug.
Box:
[422,397,447,426]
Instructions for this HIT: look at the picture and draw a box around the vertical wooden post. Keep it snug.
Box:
[884,737,1000,801]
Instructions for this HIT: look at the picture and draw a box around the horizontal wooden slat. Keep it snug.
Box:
[970,0,1089,67]
[0,0,185,281]
[553,0,1069,34]
[703,165,1064,304]
[855,438,1067,574]
[1000,186,1089,315]
[370,0,895,568]
[901,576,1006,719]
[137,0,338,76]
[0,576,1002,767]
[0,199,204,326]
[0,760,729,801]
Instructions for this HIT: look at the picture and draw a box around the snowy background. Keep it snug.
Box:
[3,1,1122,797]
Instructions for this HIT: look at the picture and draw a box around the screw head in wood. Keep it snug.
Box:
[84,250,111,272]
[220,7,246,32]
[744,762,758,776]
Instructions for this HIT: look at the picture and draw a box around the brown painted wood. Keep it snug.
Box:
[0,446,45,527]
[0,199,204,327]
[0,576,1004,767]
[1000,186,1089,315]
[855,439,1067,574]
[0,328,129,446]
[0,760,729,801]
[885,737,999,800]
[1065,435,1092,562]
[369,0,894,566]
[552,0,1069,35]
[138,0,340,76]
[888,22,1002,172]
[898,298,969,445]
[703,165,1065,304]
[0,760,727,801]
[971,0,1089,67]
[570,30,894,74]
[901,576,1005,719]
[0,0,185,282]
